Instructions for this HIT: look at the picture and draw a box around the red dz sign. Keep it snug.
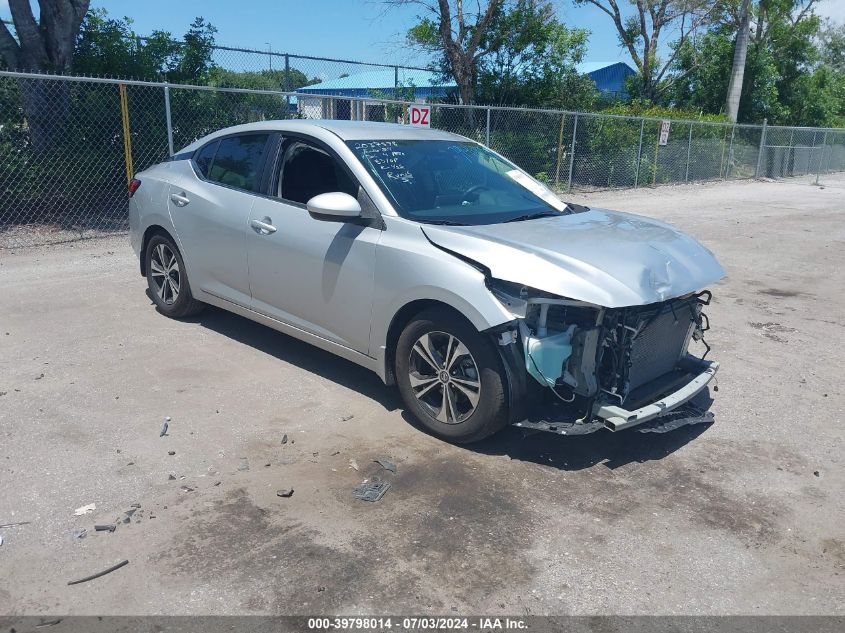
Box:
[409,104,431,127]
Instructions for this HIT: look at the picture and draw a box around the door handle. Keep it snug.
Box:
[170,192,190,207]
[250,217,277,235]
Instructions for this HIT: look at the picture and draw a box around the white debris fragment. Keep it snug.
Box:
[74,503,96,516]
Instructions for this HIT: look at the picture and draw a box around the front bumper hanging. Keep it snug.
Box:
[512,355,719,436]
[593,356,719,431]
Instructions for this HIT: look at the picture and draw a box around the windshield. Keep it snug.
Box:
[346,139,569,225]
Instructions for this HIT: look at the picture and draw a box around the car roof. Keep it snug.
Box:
[177,119,470,154]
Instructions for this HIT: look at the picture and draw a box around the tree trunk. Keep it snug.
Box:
[19,78,71,154]
[725,0,751,122]
[0,1,90,154]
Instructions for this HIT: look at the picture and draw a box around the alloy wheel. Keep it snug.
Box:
[149,243,180,305]
[408,331,481,424]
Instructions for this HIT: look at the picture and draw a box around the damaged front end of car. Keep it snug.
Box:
[488,280,719,435]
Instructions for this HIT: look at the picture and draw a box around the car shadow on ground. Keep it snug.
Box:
[188,304,401,412]
[470,421,713,471]
[400,411,714,472]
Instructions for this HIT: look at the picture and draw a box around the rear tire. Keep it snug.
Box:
[395,307,509,444]
[145,233,204,318]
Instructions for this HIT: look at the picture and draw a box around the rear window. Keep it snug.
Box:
[201,134,270,192]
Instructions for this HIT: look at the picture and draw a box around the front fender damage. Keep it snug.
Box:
[429,237,720,436]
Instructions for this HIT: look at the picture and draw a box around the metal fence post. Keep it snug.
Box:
[634,118,645,188]
[756,118,767,178]
[554,113,566,190]
[787,128,795,176]
[816,130,828,184]
[394,66,400,123]
[118,84,134,185]
[566,114,578,192]
[284,54,291,115]
[725,124,736,180]
[163,83,174,157]
[810,130,817,176]
[685,123,693,183]
[485,107,491,146]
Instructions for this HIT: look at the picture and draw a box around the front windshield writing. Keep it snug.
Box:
[347,140,567,225]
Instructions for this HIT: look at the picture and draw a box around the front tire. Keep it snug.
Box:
[145,233,204,318]
[395,307,509,444]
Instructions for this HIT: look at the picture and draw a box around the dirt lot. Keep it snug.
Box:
[0,174,843,616]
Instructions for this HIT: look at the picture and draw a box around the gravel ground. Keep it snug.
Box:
[0,174,842,616]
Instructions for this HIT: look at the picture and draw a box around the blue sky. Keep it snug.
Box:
[2,0,844,69]
[0,0,634,66]
[88,0,633,65]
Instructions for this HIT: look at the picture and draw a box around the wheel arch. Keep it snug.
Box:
[382,296,510,386]
[139,225,175,277]
[384,299,453,385]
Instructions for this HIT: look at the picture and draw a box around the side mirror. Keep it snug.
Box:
[306,192,362,221]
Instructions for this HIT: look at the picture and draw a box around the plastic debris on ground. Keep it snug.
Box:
[74,503,96,516]
[160,420,169,437]
[374,458,397,473]
[276,489,294,498]
[352,481,391,503]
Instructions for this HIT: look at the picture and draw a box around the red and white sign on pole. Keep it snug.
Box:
[409,104,431,128]
[659,119,671,146]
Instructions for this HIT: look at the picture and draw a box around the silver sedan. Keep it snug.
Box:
[129,120,723,443]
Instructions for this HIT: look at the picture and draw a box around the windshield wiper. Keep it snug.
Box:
[419,219,467,226]
[503,212,561,223]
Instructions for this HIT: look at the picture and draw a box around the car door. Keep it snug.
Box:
[167,133,272,307]
[246,136,381,354]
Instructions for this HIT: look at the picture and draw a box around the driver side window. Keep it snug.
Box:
[279,140,358,205]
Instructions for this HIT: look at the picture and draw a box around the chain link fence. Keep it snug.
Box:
[2,71,844,249]
[141,39,431,96]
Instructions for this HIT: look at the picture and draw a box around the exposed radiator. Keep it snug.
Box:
[627,304,696,390]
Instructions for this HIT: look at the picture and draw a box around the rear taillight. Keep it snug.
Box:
[128,178,141,196]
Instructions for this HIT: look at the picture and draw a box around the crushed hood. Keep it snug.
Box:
[422,208,725,308]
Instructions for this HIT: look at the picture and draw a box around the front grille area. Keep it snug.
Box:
[627,304,696,391]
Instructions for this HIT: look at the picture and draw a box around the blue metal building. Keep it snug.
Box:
[296,68,454,100]
[294,61,636,112]
[576,61,636,99]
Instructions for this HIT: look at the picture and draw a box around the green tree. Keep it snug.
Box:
[572,0,716,101]
[394,0,502,105]
[669,0,843,125]
[397,0,595,109]
[0,0,90,72]
[207,67,316,91]
[819,19,845,72]
[476,1,596,109]
[0,0,91,152]
[72,9,179,78]
[73,11,216,83]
